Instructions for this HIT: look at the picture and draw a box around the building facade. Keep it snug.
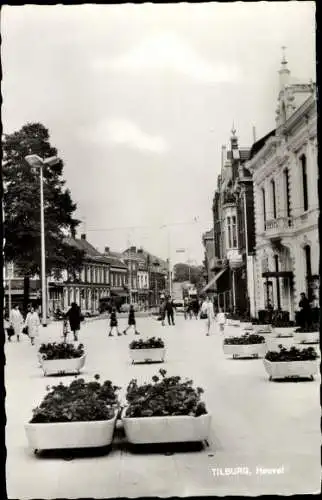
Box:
[202,130,255,314]
[246,58,318,320]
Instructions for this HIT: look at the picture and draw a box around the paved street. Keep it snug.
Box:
[5,314,321,498]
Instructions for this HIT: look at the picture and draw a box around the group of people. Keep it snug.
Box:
[108,305,140,336]
[183,296,200,320]
[158,297,175,326]
[6,304,40,345]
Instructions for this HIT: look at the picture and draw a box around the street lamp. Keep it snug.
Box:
[25,154,60,326]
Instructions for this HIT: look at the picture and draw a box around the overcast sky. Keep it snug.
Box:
[1,2,316,265]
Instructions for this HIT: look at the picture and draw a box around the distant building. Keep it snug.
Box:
[246,57,318,320]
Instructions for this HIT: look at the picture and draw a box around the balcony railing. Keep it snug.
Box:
[265,217,294,237]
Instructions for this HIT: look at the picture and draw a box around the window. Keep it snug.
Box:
[271,180,277,219]
[262,188,266,227]
[232,215,237,248]
[227,216,232,248]
[111,273,114,286]
[87,266,91,283]
[300,154,308,211]
[284,169,291,219]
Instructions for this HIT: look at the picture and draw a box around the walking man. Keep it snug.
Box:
[165,297,175,325]
[9,304,24,342]
[298,292,312,329]
[200,295,215,336]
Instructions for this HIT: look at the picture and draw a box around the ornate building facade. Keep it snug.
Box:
[246,57,318,320]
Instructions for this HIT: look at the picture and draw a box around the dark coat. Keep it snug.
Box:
[66,305,81,331]
[128,309,136,325]
[110,311,118,327]
[165,300,174,313]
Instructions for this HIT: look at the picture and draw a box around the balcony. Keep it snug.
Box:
[264,217,294,239]
[226,249,244,269]
[210,257,228,272]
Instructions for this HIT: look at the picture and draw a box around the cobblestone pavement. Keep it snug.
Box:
[5,315,321,498]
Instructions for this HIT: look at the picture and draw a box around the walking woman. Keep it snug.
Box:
[123,304,140,335]
[200,296,215,336]
[108,307,121,336]
[9,304,24,342]
[24,305,40,346]
[65,302,82,341]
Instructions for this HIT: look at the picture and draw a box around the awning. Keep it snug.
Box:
[262,271,293,278]
[202,268,227,293]
[110,290,128,298]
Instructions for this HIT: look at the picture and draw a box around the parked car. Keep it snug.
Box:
[173,300,184,312]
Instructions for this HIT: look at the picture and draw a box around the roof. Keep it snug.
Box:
[123,247,168,271]
[65,238,127,269]
[249,129,276,160]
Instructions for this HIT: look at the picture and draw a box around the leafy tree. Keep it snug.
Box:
[173,262,206,289]
[2,123,84,310]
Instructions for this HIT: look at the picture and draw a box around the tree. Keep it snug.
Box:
[173,262,206,289]
[2,123,84,310]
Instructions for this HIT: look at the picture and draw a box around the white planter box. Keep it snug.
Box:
[39,355,86,376]
[293,331,319,344]
[253,324,272,333]
[223,343,266,358]
[227,319,240,326]
[272,327,295,336]
[129,348,165,364]
[25,413,117,451]
[240,322,253,330]
[263,359,318,381]
[266,336,296,352]
[122,413,211,444]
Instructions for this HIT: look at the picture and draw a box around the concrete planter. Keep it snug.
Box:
[263,359,318,381]
[39,355,86,376]
[223,343,266,359]
[265,336,295,352]
[227,319,240,327]
[25,413,117,451]
[122,412,211,444]
[129,348,165,364]
[253,324,272,333]
[293,331,319,344]
[240,322,253,330]
[272,327,295,336]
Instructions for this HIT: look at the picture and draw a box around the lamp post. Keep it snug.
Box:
[25,154,60,326]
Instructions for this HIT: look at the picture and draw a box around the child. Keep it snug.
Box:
[216,308,226,333]
[62,319,69,342]
[108,307,121,337]
[123,304,140,335]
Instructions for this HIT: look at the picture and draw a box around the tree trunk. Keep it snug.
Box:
[23,276,30,317]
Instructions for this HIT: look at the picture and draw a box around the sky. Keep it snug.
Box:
[1,2,316,265]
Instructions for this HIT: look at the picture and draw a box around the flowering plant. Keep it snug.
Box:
[224,334,265,345]
[30,375,120,423]
[39,342,84,360]
[125,369,207,418]
[129,337,165,349]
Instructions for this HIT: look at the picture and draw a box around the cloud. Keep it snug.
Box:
[87,118,168,153]
[92,32,241,83]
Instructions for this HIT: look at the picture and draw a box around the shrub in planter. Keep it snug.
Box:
[30,375,120,423]
[124,369,207,418]
[129,337,165,349]
[39,342,85,360]
[25,375,121,451]
[224,334,265,345]
[265,346,318,362]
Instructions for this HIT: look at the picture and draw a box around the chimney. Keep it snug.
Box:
[130,246,136,252]
[104,246,110,254]
[252,126,257,143]
[137,248,143,254]
[81,234,86,240]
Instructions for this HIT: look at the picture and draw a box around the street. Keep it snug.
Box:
[5,314,320,498]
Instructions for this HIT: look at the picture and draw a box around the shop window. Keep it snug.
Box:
[271,180,277,219]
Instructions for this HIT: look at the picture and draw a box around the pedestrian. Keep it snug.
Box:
[65,302,82,341]
[165,297,175,325]
[216,308,226,333]
[24,305,40,346]
[159,299,166,326]
[108,307,121,336]
[200,295,215,336]
[9,304,24,342]
[184,297,190,320]
[192,297,200,319]
[298,292,312,329]
[123,304,140,335]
